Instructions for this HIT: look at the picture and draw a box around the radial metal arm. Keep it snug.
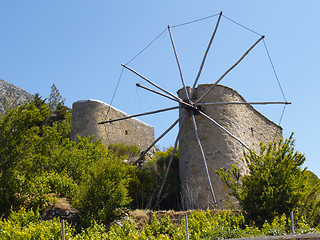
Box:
[136,83,195,109]
[155,113,186,206]
[191,113,217,206]
[98,106,180,124]
[196,35,265,103]
[190,11,223,98]
[198,110,249,150]
[195,101,291,106]
[168,25,190,100]
[136,83,179,102]
[122,64,182,102]
[133,115,183,165]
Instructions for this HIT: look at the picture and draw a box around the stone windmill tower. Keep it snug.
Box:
[98,12,290,209]
[177,84,283,208]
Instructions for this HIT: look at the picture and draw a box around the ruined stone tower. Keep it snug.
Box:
[178,84,282,209]
[71,99,155,151]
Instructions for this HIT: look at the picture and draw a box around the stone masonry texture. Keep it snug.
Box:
[178,84,283,209]
[71,99,155,151]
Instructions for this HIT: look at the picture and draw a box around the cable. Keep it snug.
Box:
[106,67,124,118]
[222,14,263,37]
[263,39,287,102]
[171,13,220,28]
[126,28,168,65]
[107,28,168,117]
[278,104,287,127]
[220,15,289,141]
[105,28,168,139]
[273,104,287,142]
[104,67,125,144]
[261,40,289,140]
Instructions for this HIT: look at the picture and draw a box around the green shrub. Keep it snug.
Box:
[73,220,109,240]
[0,208,74,240]
[1,209,319,239]
[75,152,133,227]
[261,214,287,236]
[46,171,79,198]
[217,134,320,226]
[129,147,180,210]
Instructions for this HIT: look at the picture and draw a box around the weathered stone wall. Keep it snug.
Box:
[71,99,155,151]
[178,84,282,209]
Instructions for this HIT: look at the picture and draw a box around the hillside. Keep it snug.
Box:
[0,79,34,115]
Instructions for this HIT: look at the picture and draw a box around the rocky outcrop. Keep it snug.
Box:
[0,79,34,115]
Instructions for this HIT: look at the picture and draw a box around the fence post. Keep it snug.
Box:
[290,211,295,234]
[61,218,65,240]
[185,213,189,240]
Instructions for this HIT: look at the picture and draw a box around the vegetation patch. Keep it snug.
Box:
[0,85,319,239]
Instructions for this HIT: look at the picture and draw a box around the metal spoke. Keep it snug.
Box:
[122,64,182,101]
[98,106,180,125]
[136,83,180,103]
[196,35,265,103]
[198,110,249,150]
[191,113,217,206]
[133,115,183,164]
[136,83,194,109]
[155,113,186,206]
[168,25,190,100]
[190,11,223,98]
[195,101,291,106]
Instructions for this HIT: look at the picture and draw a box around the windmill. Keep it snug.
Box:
[99,12,290,209]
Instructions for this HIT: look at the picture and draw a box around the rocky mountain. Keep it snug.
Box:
[0,79,34,115]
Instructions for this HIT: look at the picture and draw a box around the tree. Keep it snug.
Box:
[0,87,75,214]
[217,134,320,226]
[47,83,65,110]
[0,102,50,213]
[0,91,135,227]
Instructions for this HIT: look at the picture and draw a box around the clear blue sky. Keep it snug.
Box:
[1,1,319,176]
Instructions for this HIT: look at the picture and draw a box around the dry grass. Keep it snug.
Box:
[128,209,227,229]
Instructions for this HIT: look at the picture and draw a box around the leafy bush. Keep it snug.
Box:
[75,151,133,227]
[103,210,320,239]
[0,208,74,240]
[46,171,79,198]
[129,147,180,210]
[217,134,320,226]
[182,210,261,239]
[1,208,319,239]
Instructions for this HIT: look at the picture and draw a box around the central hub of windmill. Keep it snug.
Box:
[181,99,202,115]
